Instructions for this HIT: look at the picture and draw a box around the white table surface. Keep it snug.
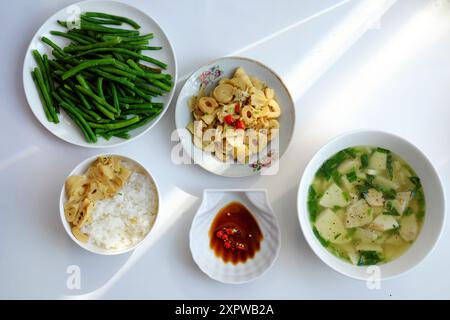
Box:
[1,0,449,299]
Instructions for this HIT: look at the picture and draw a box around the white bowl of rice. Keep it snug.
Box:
[59,154,159,255]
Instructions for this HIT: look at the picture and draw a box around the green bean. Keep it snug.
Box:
[34,68,58,123]
[117,41,149,47]
[125,59,168,80]
[115,84,127,97]
[75,74,91,91]
[48,59,66,72]
[97,132,111,140]
[113,132,130,139]
[126,85,152,101]
[31,70,52,122]
[53,91,97,122]
[75,76,116,121]
[58,99,96,142]
[51,50,66,62]
[73,116,94,143]
[103,33,153,42]
[61,58,116,80]
[127,102,161,110]
[41,36,65,56]
[117,97,144,104]
[84,12,141,29]
[58,87,79,104]
[105,114,158,135]
[122,59,170,80]
[121,109,160,116]
[75,85,117,117]
[80,20,139,36]
[43,54,55,92]
[94,102,116,120]
[160,78,173,87]
[87,30,100,39]
[68,30,97,43]
[80,15,123,26]
[69,48,167,69]
[64,37,122,52]
[99,66,137,80]
[32,50,49,90]
[88,115,140,129]
[135,80,164,96]
[120,45,162,51]
[112,52,126,63]
[52,91,95,138]
[75,88,92,110]
[59,88,102,121]
[91,69,135,87]
[97,77,104,99]
[110,83,120,111]
[147,78,171,92]
[138,62,161,73]
[44,56,58,113]
[50,30,92,45]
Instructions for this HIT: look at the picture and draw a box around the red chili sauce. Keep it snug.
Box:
[209,201,263,264]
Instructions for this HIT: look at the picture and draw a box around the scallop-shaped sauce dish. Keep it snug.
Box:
[190,189,280,284]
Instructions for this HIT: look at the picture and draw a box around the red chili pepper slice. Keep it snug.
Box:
[224,114,234,125]
[234,103,240,113]
[235,120,245,130]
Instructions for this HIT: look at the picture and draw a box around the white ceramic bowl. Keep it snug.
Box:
[297,130,446,280]
[59,154,160,255]
[23,0,177,148]
[190,189,281,284]
[175,56,295,177]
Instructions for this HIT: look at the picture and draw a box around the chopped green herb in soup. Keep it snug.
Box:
[308,146,425,266]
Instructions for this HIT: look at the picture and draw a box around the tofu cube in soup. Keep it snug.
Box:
[314,209,350,244]
[364,188,384,206]
[354,227,381,242]
[369,151,387,171]
[338,158,360,174]
[392,191,411,215]
[400,215,418,241]
[319,183,348,208]
[374,175,399,190]
[369,215,399,232]
[345,199,373,228]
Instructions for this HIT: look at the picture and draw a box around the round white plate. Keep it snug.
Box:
[297,130,446,280]
[190,189,281,284]
[23,0,177,148]
[175,56,295,177]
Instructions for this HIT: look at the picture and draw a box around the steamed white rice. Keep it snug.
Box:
[81,170,158,251]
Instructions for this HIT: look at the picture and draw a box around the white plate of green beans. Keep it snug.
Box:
[23,0,177,147]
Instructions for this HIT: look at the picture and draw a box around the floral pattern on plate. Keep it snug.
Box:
[198,65,224,87]
[250,150,278,172]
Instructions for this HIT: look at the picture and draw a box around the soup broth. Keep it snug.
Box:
[308,146,425,265]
